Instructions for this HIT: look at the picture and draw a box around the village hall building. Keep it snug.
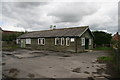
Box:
[17,26,94,52]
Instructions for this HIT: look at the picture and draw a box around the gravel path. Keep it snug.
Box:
[2,49,110,79]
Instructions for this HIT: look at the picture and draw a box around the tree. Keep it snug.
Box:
[92,31,112,47]
[2,32,24,41]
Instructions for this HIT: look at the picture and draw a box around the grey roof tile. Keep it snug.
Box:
[18,26,89,38]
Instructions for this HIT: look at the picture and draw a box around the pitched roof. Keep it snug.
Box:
[112,32,120,41]
[18,26,92,38]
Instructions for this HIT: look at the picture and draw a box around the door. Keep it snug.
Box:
[21,39,26,48]
[85,38,89,49]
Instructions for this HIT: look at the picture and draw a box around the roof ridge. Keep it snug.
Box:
[32,26,89,32]
[18,26,91,38]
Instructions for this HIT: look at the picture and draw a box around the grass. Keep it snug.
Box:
[97,51,115,63]
[93,47,112,51]
[97,56,113,62]
[2,45,19,51]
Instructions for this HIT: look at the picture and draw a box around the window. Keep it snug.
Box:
[81,38,85,46]
[89,39,91,45]
[16,39,20,44]
[61,38,65,45]
[71,38,75,42]
[38,38,45,45]
[55,38,59,45]
[26,39,31,44]
[66,37,70,46]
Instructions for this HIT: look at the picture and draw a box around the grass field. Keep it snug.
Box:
[93,47,112,51]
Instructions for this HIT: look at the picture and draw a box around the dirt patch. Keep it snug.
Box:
[86,67,89,68]
[61,54,71,57]
[87,77,94,80]
[3,68,20,78]
[84,71,90,74]
[28,73,35,78]
[8,68,19,74]
[72,67,81,73]
[2,62,6,66]
[56,53,72,57]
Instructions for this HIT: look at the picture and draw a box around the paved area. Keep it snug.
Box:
[2,49,110,79]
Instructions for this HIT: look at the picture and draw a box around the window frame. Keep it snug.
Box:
[81,38,85,46]
[16,39,20,44]
[55,38,59,45]
[71,38,75,42]
[61,38,65,45]
[25,38,31,44]
[66,37,70,46]
[38,38,45,45]
[89,39,92,45]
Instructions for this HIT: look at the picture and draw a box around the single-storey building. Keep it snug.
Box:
[17,26,94,52]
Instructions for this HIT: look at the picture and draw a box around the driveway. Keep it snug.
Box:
[2,49,110,79]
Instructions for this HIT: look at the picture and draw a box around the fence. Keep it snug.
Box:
[114,48,120,73]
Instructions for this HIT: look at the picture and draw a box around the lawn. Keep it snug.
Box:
[93,47,112,51]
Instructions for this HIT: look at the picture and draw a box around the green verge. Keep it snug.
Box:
[93,47,112,51]
[97,56,113,62]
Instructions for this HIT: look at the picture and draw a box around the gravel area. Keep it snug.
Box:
[2,49,110,79]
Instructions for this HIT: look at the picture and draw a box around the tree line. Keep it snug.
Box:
[92,31,112,47]
[2,32,24,41]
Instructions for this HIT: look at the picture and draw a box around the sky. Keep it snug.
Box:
[0,0,119,34]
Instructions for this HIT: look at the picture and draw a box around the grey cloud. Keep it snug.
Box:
[2,2,47,29]
[48,2,99,23]
[1,2,118,34]
[15,2,48,8]
[89,23,117,34]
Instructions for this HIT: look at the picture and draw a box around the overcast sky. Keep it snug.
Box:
[0,0,119,34]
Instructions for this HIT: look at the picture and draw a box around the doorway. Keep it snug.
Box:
[21,39,26,48]
[85,38,89,49]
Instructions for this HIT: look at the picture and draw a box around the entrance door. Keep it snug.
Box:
[21,39,26,48]
[85,38,89,49]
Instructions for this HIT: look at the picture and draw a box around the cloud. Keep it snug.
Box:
[0,1,119,34]
[15,2,47,8]
[1,2,49,30]
[79,2,118,33]
[47,2,100,23]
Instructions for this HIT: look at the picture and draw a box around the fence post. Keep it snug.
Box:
[115,48,120,73]
[117,49,120,72]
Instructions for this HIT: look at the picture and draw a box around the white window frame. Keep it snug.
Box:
[61,38,65,45]
[38,38,45,45]
[66,37,70,46]
[71,38,75,42]
[16,39,19,44]
[81,38,85,46]
[55,38,59,45]
[89,39,92,45]
[26,38,31,44]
